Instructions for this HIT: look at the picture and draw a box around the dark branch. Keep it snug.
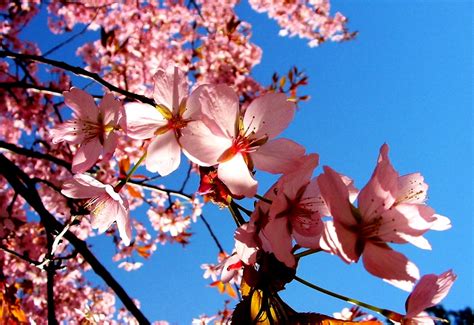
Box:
[0,140,72,171]
[1,50,155,105]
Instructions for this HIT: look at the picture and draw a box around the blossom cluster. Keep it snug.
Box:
[53,65,455,323]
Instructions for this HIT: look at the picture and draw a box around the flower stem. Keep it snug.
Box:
[294,248,321,259]
[255,194,272,204]
[116,153,147,191]
[228,200,246,227]
[293,275,402,321]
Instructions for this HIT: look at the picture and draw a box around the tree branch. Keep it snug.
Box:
[0,140,72,171]
[1,50,155,105]
[0,153,150,324]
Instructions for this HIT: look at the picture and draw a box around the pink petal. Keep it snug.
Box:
[397,173,428,204]
[91,195,117,233]
[180,120,232,166]
[153,67,188,112]
[188,84,239,139]
[61,174,105,199]
[102,131,118,161]
[115,199,132,245]
[430,214,451,231]
[406,270,456,317]
[72,138,102,173]
[221,254,241,283]
[261,217,295,268]
[317,166,357,228]
[378,204,434,241]
[124,102,167,139]
[218,153,258,197]
[243,92,295,140]
[292,212,323,248]
[51,121,85,144]
[234,223,259,265]
[362,241,420,291]
[63,88,98,121]
[303,179,330,217]
[252,138,306,174]
[99,93,122,126]
[321,220,360,263]
[146,130,181,176]
[358,144,399,222]
[269,154,318,218]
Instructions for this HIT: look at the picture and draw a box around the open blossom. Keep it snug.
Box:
[181,84,305,197]
[51,88,125,173]
[61,174,132,245]
[125,66,199,176]
[261,154,324,267]
[317,144,451,291]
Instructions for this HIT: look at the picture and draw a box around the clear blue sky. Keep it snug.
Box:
[21,1,473,323]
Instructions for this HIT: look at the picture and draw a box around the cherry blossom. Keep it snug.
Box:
[61,174,132,245]
[51,88,125,173]
[125,66,199,176]
[317,144,450,291]
[181,84,305,197]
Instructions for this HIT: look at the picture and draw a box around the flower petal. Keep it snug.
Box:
[180,120,232,166]
[234,223,259,265]
[317,166,356,228]
[61,174,105,199]
[102,131,118,161]
[362,241,420,292]
[358,144,399,222]
[72,138,102,173]
[261,217,295,268]
[99,93,122,126]
[188,84,239,139]
[252,138,306,174]
[63,87,98,121]
[124,102,167,139]
[397,173,428,204]
[116,199,132,245]
[406,270,456,317]
[153,67,188,112]
[218,153,258,197]
[146,131,181,176]
[243,92,295,140]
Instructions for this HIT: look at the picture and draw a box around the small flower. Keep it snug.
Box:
[62,174,132,245]
[181,85,305,197]
[51,88,125,173]
[125,66,198,176]
[318,144,450,291]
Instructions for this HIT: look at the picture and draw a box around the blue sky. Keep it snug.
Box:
[18,0,473,323]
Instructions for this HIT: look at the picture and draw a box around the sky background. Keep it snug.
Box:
[18,0,473,323]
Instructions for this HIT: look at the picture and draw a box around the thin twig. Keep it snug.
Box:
[199,214,224,254]
[0,140,72,171]
[1,50,155,105]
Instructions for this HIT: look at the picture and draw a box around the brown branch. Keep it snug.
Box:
[0,81,102,98]
[0,50,155,105]
[0,153,150,324]
[0,140,72,171]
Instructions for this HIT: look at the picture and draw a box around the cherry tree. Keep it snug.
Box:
[0,1,457,324]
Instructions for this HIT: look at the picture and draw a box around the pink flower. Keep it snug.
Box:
[181,85,305,197]
[317,144,450,291]
[261,154,325,267]
[394,270,456,324]
[125,66,198,176]
[51,88,125,173]
[61,174,132,245]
